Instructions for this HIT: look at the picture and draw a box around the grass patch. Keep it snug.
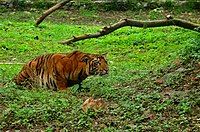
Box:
[0,10,200,131]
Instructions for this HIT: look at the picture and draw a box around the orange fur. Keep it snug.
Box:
[13,51,108,90]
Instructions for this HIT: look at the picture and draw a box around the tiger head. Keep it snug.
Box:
[81,54,109,76]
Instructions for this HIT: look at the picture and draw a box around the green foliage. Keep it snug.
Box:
[0,10,199,131]
[1,0,199,10]
[181,37,200,61]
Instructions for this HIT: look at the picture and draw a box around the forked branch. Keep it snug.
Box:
[60,17,200,45]
[35,0,71,26]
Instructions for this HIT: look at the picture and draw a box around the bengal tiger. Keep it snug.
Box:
[13,51,109,90]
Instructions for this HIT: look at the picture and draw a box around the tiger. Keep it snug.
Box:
[13,51,109,90]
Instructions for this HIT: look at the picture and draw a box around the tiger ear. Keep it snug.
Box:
[81,55,90,64]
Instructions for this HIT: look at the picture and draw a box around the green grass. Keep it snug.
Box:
[0,10,200,131]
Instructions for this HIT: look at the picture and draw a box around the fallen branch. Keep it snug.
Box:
[35,0,71,26]
[60,17,200,45]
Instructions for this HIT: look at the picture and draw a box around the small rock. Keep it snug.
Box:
[155,78,164,84]
[24,11,31,15]
[176,67,186,72]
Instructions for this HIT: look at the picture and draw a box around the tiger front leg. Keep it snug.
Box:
[56,80,68,90]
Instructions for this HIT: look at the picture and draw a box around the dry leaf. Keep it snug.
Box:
[82,97,106,112]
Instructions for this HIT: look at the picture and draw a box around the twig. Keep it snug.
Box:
[0,63,25,65]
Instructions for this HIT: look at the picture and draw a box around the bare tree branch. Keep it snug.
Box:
[35,0,71,26]
[60,17,200,45]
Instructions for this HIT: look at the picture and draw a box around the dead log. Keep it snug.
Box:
[60,16,200,45]
[35,0,71,26]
